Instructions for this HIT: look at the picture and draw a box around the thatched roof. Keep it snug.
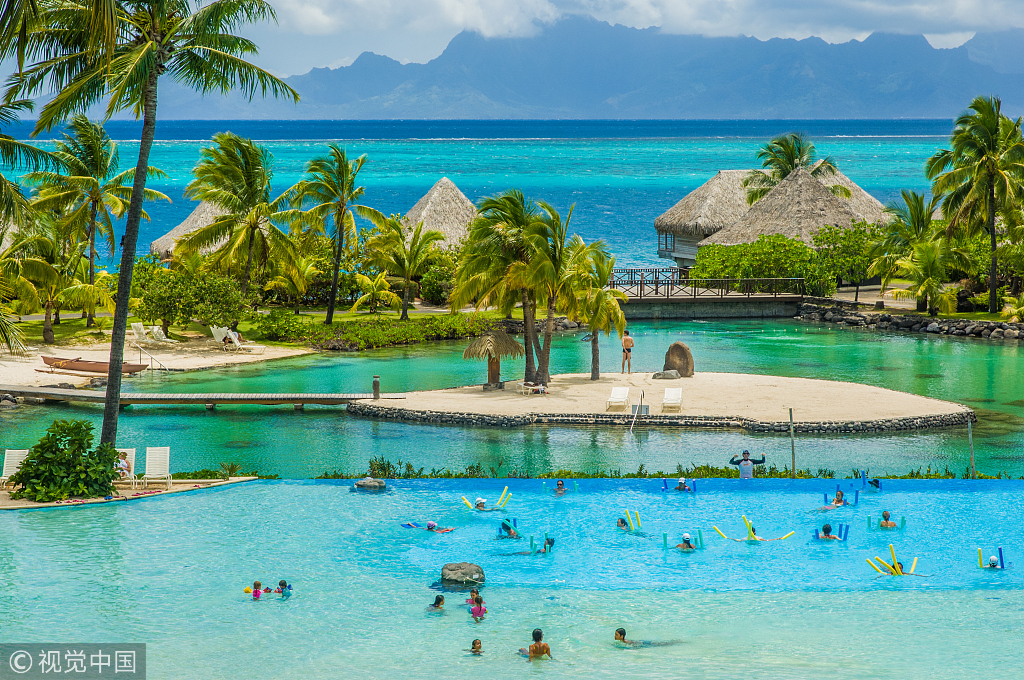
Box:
[403,177,476,247]
[654,170,751,237]
[463,330,525,360]
[699,167,861,247]
[150,201,227,259]
[812,163,888,225]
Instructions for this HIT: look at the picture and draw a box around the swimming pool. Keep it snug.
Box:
[1,479,1020,678]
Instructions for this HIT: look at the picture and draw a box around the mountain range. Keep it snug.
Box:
[145,18,1024,119]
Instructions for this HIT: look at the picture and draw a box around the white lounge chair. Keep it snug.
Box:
[115,447,138,489]
[142,447,172,489]
[150,326,178,344]
[662,387,683,412]
[131,322,154,343]
[606,386,630,410]
[211,326,230,348]
[227,331,266,355]
[1,449,29,489]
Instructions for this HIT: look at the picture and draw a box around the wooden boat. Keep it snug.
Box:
[41,356,148,374]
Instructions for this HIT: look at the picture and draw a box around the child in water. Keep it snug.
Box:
[427,595,445,612]
[464,588,483,605]
[276,580,292,598]
[468,639,482,655]
[471,596,487,622]
[252,581,262,600]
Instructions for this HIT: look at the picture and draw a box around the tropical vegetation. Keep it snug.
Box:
[743,132,850,204]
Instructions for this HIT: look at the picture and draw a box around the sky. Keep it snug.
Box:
[243,0,1024,76]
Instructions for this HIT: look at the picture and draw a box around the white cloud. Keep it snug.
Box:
[924,32,975,49]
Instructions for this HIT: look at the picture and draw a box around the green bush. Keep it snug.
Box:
[692,234,838,297]
[259,312,496,350]
[254,310,313,341]
[420,258,457,305]
[9,419,119,502]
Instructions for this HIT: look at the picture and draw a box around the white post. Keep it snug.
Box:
[789,408,796,479]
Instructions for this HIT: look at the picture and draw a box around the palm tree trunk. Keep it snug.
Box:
[325,205,347,325]
[400,278,410,321]
[520,290,536,382]
[536,294,555,384]
[87,204,97,327]
[989,180,998,314]
[590,331,600,380]
[100,71,159,447]
[53,307,61,325]
[241,226,255,296]
[43,301,54,344]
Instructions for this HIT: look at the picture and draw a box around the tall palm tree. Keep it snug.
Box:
[451,190,544,383]
[360,211,444,320]
[6,0,298,445]
[288,145,367,325]
[576,252,626,381]
[0,99,57,225]
[868,189,942,291]
[25,113,168,326]
[264,255,321,314]
[0,278,24,353]
[743,132,850,204]
[178,132,297,298]
[927,95,1024,313]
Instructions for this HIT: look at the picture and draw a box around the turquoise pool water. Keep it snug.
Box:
[4,319,1023,478]
[1,479,1020,678]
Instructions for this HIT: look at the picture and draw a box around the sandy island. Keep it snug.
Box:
[354,372,971,426]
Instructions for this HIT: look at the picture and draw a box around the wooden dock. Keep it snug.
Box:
[0,384,404,407]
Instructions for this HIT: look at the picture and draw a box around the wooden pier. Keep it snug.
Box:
[0,384,404,407]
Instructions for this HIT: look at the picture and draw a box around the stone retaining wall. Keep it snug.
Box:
[346,402,974,433]
[797,303,1024,342]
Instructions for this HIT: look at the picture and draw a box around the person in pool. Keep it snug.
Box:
[731,526,766,542]
[425,521,453,532]
[674,478,691,492]
[469,639,482,655]
[276,580,292,597]
[471,596,487,622]
[676,533,696,551]
[520,629,553,660]
[474,498,500,512]
[820,524,841,540]
[554,480,567,496]
[428,595,444,611]
[614,628,641,647]
[251,580,263,600]
[499,520,519,538]
[880,511,898,528]
[536,537,555,554]
[986,556,1002,569]
[729,450,766,479]
[831,490,847,506]
[617,518,630,531]
[465,588,484,605]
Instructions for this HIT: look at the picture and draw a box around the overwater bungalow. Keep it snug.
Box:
[654,170,750,267]
[150,201,227,259]
[402,177,476,247]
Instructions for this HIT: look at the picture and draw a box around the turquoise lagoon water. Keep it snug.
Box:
[4,318,1024,478]
[1,478,1022,679]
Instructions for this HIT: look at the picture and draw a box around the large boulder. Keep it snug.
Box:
[663,342,694,377]
[354,477,386,491]
[441,562,485,584]
[652,370,680,380]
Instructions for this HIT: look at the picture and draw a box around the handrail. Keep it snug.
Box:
[130,341,170,372]
[608,269,805,300]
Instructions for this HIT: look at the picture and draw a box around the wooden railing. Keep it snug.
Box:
[609,269,805,300]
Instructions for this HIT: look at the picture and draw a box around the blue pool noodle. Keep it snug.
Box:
[824,492,829,504]
[693,480,697,493]
[999,547,1005,569]
[662,478,667,491]
[814,528,820,539]
[854,490,859,506]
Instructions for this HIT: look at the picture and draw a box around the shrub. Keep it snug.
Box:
[692,234,838,297]
[9,419,119,502]
[420,257,457,305]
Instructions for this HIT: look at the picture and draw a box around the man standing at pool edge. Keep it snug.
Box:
[729,450,765,479]
[621,330,634,374]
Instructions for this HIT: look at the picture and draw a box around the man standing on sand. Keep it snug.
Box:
[621,330,634,374]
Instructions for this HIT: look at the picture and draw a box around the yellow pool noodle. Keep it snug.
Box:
[625,510,635,531]
[910,557,918,574]
[742,515,754,539]
[633,511,642,530]
[461,496,473,509]
[713,526,728,539]
[889,545,903,575]
[497,486,508,505]
[779,531,795,540]
[978,548,984,569]
[873,558,896,575]
[866,558,883,574]
[500,493,511,508]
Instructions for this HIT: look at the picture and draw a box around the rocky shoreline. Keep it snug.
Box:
[796,301,1024,340]
[347,402,974,433]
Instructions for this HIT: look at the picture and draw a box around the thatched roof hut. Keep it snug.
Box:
[699,167,861,247]
[654,170,751,237]
[150,201,227,259]
[403,177,476,247]
[463,330,524,386]
[813,163,888,225]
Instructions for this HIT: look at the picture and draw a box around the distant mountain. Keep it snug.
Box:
[146,18,1024,119]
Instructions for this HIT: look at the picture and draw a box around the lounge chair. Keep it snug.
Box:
[115,448,138,489]
[606,386,630,410]
[131,322,154,344]
[142,447,172,489]
[517,381,546,395]
[210,326,231,348]
[662,387,683,412]
[1,449,29,489]
[227,331,266,355]
[150,326,178,344]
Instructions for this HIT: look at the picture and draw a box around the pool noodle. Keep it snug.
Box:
[461,497,473,509]
[866,558,883,573]
[779,531,795,540]
[497,486,508,506]
[979,548,984,569]
[889,545,903,575]
[814,528,820,539]
[530,536,534,552]
[574,481,578,492]
[999,547,1005,569]
[625,510,635,531]
[692,480,697,493]
[663,532,668,548]
[713,526,728,539]
[633,511,642,530]
[824,492,829,504]
[867,516,872,531]
[500,494,511,508]
[873,557,896,575]
[698,530,704,548]
[910,557,918,574]
[742,515,754,540]
[854,490,859,505]
[662,478,667,490]
[900,516,906,529]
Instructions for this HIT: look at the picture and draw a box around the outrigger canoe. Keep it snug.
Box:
[41,356,148,374]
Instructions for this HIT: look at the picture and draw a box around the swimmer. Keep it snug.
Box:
[465,588,484,605]
[987,556,1001,569]
[499,520,519,539]
[614,628,682,648]
[468,639,482,655]
[520,629,553,660]
[537,537,555,554]
[252,580,262,600]
[474,497,500,512]
[425,521,453,532]
[277,579,292,597]
[733,525,766,542]
[428,595,445,611]
[674,477,691,492]
[471,596,487,622]
[617,518,629,531]
[729,450,765,480]
[554,479,567,496]
[831,490,846,506]
[676,533,696,551]
[880,511,898,528]
[820,524,841,540]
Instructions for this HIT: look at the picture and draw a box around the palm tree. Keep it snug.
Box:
[351,272,401,314]
[360,211,444,321]
[288,145,367,325]
[6,0,298,445]
[927,95,1024,313]
[576,252,626,380]
[24,114,168,326]
[869,190,943,296]
[889,240,972,316]
[451,190,544,383]
[0,99,58,225]
[264,256,321,314]
[0,278,24,353]
[743,132,850,204]
[178,132,298,298]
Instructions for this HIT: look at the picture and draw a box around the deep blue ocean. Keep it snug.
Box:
[12,119,953,267]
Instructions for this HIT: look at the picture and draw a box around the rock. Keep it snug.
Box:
[911,324,923,332]
[0,401,16,409]
[824,312,835,321]
[563,320,578,329]
[662,341,694,377]
[926,323,940,333]
[441,562,485,584]
[874,300,885,309]
[1005,329,1019,339]
[990,329,1004,339]
[982,329,992,338]
[89,377,107,388]
[1,393,15,403]
[353,477,386,491]
[807,312,821,321]
[652,370,681,379]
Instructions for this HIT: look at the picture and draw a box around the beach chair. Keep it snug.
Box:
[227,331,266,355]
[606,386,630,410]
[662,387,683,412]
[115,448,138,489]
[516,381,546,395]
[210,327,233,350]
[131,322,154,343]
[150,326,178,344]
[1,449,29,489]
[142,447,172,489]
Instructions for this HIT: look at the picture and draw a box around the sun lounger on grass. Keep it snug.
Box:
[227,331,266,354]
[115,448,138,489]
[1,449,29,489]
[143,447,172,489]
[150,327,178,343]
[606,386,630,410]
[662,387,683,412]
[131,322,154,344]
